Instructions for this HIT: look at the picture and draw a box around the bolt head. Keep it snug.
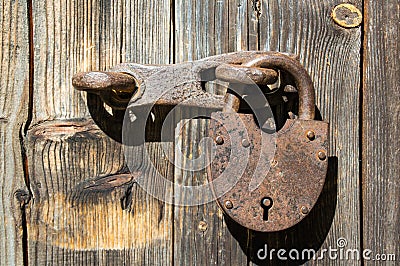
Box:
[215,135,224,145]
[301,206,309,215]
[332,4,362,28]
[198,221,208,232]
[242,139,250,148]
[225,200,233,209]
[306,130,316,140]
[318,151,327,161]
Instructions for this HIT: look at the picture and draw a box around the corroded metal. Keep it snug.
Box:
[73,72,137,110]
[209,53,329,232]
[73,71,137,93]
[237,53,316,120]
[72,51,281,110]
[331,3,362,28]
[215,64,278,85]
[72,51,287,142]
[209,114,329,232]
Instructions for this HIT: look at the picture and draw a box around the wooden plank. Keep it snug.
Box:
[31,0,123,123]
[248,1,362,265]
[173,0,255,264]
[0,0,30,265]
[27,0,173,264]
[26,119,174,265]
[175,0,254,61]
[363,0,400,264]
[122,0,171,64]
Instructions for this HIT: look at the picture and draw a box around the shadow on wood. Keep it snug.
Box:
[225,156,338,265]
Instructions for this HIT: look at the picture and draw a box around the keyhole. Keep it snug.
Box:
[261,197,273,221]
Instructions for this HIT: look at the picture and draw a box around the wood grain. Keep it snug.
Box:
[31,0,124,123]
[173,0,363,265]
[26,118,174,265]
[174,0,256,61]
[363,1,400,264]
[253,0,362,265]
[0,0,30,265]
[15,0,398,265]
[121,0,172,64]
[27,0,174,264]
[173,1,256,264]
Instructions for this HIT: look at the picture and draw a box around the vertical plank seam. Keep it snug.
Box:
[256,0,261,50]
[19,127,31,266]
[246,1,250,49]
[171,0,176,64]
[360,0,367,265]
[170,0,176,265]
[120,0,124,64]
[24,0,34,135]
[18,0,36,265]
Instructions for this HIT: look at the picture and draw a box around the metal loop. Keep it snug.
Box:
[215,64,278,85]
[241,53,315,120]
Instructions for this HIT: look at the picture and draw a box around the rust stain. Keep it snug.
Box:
[331,3,363,28]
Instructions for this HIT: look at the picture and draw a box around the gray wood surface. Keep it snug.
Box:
[174,0,362,265]
[26,119,174,265]
[26,0,174,265]
[363,1,400,264]
[249,1,362,265]
[0,1,29,265]
[173,1,254,264]
[1,0,399,265]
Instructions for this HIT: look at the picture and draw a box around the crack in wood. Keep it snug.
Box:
[252,0,262,20]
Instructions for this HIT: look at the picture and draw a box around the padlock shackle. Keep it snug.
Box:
[243,53,316,120]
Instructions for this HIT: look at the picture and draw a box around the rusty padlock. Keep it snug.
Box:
[72,51,328,231]
[209,53,329,232]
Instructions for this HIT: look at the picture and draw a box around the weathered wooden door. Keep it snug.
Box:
[1,0,398,265]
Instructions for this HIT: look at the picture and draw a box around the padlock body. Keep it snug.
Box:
[209,112,329,232]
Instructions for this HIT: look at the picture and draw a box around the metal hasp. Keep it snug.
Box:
[209,53,329,232]
[72,51,329,232]
[72,51,281,142]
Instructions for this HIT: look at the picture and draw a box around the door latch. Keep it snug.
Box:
[72,51,329,232]
[72,51,281,142]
